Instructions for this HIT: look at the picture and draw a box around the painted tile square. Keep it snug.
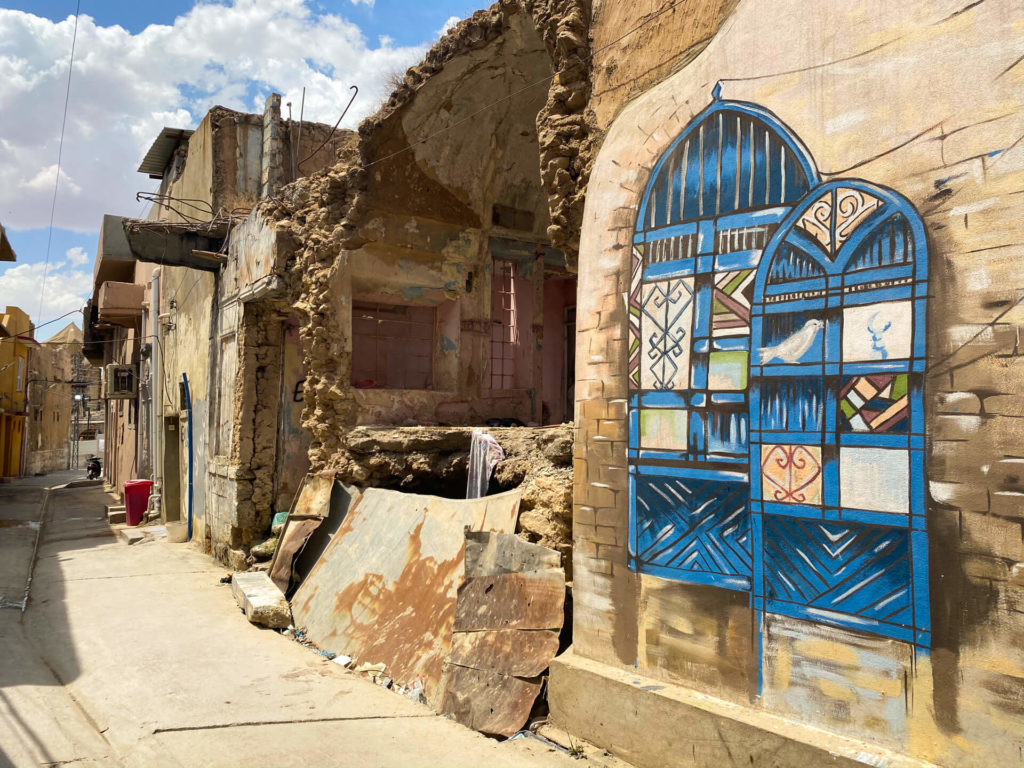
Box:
[840,447,909,514]
[640,409,688,450]
[839,374,909,432]
[640,278,694,390]
[712,269,754,337]
[707,351,748,390]
[761,444,823,505]
[842,301,912,361]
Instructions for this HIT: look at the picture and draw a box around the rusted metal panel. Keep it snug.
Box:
[464,530,561,578]
[269,518,322,594]
[289,488,521,708]
[291,473,335,517]
[436,664,543,738]
[453,570,566,632]
[447,629,560,677]
[438,533,565,737]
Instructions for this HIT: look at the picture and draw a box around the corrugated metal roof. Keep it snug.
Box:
[136,127,194,177]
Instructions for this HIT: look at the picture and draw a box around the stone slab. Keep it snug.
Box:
[119,528,146,545]
[549,649,938,768]
[107,507,127,524]
[231,571,291,629]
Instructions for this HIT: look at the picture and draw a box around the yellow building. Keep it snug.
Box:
[0,306,35,477]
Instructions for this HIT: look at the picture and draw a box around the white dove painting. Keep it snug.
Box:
[759,319,824,364]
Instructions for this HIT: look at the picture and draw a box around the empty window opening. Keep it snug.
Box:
[491,260,519,391]
[352,301,435,390]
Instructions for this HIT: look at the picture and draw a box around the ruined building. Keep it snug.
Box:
[85,1,1023,766]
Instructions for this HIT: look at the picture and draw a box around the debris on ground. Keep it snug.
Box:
[248,535,278,561]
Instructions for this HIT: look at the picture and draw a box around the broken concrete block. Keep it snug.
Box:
[119,528,145,545]
[231,571,291,628]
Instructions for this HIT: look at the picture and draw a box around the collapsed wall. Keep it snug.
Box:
[331,425,573,563]
[259,0,593,472]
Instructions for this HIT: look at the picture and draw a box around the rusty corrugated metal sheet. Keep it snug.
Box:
[289,488,521,707]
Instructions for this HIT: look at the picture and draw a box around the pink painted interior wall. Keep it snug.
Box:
[542,276,576,424]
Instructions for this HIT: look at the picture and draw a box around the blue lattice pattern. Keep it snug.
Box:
[635,475,751,587]
[764,517,913,629]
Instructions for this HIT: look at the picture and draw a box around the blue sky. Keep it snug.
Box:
[0,0,477,330]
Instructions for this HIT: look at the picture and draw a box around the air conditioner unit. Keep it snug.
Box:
[104,364,138,399]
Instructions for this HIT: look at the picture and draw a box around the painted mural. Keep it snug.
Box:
[627,93,930,658]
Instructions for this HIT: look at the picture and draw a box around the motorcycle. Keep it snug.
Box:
[86,456,102,480]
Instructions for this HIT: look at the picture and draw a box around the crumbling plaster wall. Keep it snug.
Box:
[261,0,593,473]
[568,0,1023,765]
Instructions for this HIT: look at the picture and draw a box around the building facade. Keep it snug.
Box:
[0,306,35,478]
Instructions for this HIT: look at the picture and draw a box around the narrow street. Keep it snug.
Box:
[0,474,591,768]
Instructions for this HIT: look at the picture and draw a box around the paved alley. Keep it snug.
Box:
[0,475,592,768]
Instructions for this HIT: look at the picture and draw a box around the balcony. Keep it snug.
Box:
[96,281,144,327]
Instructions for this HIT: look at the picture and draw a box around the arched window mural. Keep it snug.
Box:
[628,96,929,647]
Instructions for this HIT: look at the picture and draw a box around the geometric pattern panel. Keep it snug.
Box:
[712,269,754,336]
[635,475,751,581]
[839,374,909,432]
[840,447,909,514]
[760,444,823,505]
[640,277,694,390]
[764,517,912,627]
[628,246,643,389]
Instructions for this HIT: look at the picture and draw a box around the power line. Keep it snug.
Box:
[0,307,84,346]
[37,0,82,324]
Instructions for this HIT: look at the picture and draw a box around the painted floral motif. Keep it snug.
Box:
[796,187,881,255]
[761,444,823,504]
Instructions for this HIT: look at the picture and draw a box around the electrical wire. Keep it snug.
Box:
[0,307,84,346]
[37,0,82,324]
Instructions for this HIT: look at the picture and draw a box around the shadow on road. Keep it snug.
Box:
[0,474,117,767]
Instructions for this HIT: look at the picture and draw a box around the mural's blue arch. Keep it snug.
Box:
[754,178,930,295]
[635,97,821,235]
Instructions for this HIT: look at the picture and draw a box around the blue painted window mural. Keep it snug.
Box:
[628,95,929,648]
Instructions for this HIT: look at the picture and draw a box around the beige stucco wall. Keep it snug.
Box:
[570,1,1023,765]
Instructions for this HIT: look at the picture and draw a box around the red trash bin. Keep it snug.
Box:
[124,480,154,527]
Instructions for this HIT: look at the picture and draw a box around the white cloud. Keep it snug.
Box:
[21,164,82,195]
[65,246,89,266]
[0,259,90,328]
[0,2,430,232]
[439,16,460,37]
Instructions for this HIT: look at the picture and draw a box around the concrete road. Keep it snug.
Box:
[0,475,589,768]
